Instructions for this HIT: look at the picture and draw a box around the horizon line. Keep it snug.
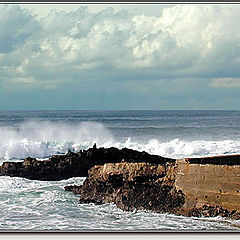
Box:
[0,109,239,112]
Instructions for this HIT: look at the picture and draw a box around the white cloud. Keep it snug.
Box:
[0,5,38,53]
[212,77,240,88]
[1,4,240,89]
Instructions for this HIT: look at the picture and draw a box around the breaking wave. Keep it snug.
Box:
[111,138,240,159]
[0,175,238,231]
[0,121,114,160]
[0,120,240,160]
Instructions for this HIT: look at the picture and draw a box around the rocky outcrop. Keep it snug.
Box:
[1,144,240,219]
[174,158,240,217]
[65,156,240,219]
[78,162,185,212]
[0,146,174,180]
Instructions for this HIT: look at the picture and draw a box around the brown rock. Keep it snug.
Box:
[0,146,173,180]
[64,185,82,194]
[79,162,185,212]
[77,159,240,219]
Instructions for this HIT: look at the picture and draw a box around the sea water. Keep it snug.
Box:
[0,110,240,231]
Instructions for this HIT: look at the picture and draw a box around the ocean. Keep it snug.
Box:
[0,110,240,231]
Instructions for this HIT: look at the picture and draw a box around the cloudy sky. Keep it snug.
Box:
[1,3,240,110]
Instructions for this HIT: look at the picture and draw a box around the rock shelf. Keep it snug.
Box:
[65,153,240,219]
[1,146,240,219]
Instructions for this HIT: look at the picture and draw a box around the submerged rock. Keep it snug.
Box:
[0,146,174,180]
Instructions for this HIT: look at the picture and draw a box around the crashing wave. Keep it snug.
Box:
[0,120,239,160]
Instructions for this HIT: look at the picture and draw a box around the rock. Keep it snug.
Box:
[79,162,185,212]
[64,185,82,194]
[174,158,240,216]
[185,154,240,165]
[176,205,240,219]
[76,161,240,219]
[0,146,174,180]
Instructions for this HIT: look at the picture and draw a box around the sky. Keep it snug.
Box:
[0,3,240,110]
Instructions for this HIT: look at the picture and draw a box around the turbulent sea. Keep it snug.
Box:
[0,110,240,231]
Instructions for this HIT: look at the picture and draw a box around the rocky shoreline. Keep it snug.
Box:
[0,146,173,180]
[65,161,240,220]
[1,146,240,220]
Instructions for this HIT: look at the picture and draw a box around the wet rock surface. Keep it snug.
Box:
[1,145,240,220]
[64,185,82,194]
[176,205,240,219]
[0,146,174,180]
[70,162,185,212]
[65,161,240,219]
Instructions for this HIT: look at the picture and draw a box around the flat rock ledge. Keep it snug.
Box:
[0,146,174,180]
[65,160,240,220]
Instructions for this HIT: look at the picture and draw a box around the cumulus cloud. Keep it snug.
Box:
[1,4,240,89]
[212,78,240,88]
[0,5,38,53]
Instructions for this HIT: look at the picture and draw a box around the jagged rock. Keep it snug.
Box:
[78,162,185,212]
[176,205,240,219]
[0,146,174,180]
[72,161,240,219]
[64,185,82,194]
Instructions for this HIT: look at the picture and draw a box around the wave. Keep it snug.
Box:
[111,138,240,159]
[0,120,239,160]
[0,176,85,193]
[0,175,238,231]
[0,121,114,160]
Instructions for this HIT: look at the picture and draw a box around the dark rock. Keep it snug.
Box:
[176,205,240,219]
[79,162,185,213]
[77,162,240,219]
[0,147,174,180]
[185,154,240,165]
[64,185,82,194]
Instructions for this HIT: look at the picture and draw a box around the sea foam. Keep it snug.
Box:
[0,121,114,160]
[111,138,240,159]
[0,120,239,160]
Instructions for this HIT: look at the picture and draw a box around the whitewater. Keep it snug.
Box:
[0,110,240,231]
